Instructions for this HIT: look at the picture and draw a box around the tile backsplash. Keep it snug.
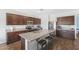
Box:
[6,25,40,32]
[58,25,74,30]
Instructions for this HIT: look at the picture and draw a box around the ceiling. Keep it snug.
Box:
[15,9,79,15]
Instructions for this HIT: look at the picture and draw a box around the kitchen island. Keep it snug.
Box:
[19,30,55,50]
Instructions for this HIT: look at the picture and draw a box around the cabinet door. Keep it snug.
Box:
[27,17,34,25]
[7,30,29,44]
[17,15,24,25]
[33,18,41,25]
[61,30,75,39]
[7,32,20,44]
[23,16,27,25]
[37,19,41,24]
[6,13,12,25]
[12,15,19,25]
[33,18,36,25]
[57,16,74,25]
[7,13,25,25]
[56,30,62,37]
[7,13,19,25]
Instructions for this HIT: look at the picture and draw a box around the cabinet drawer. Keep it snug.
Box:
[61,30,75,39]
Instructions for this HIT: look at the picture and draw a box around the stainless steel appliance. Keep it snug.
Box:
[37,39,47,50]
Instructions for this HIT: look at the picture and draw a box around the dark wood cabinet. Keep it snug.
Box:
[33,18,41,25]
[6,13,26,25]
[56,30,62,37]
[57,16,74,25]
[27,17,41,25]
[7,30,29,44]
[62,30,75,39]
[7,32,20,44]
[6,13,41,25]
[56,16,75,39]
[56,30,75,39]
[7,13,19,25]
[18,15,24,25]
[23,16,28,25]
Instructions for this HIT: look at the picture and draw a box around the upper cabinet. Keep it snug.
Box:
[27,17,41,25]
[7,13,18,25]
[32,18,41,25]
[57,16,74,25]
[6,13,41,25]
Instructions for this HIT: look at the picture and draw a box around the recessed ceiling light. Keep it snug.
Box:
[40,9,44,11]
[36,9,44,13]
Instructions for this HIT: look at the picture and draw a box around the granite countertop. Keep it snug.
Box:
[19,30,55,41]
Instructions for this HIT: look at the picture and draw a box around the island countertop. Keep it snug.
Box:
[19,30,55,41]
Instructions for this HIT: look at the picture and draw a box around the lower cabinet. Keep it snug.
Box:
[56,30,75,39]
[7,30,28,44]
[7,32,20,44]
[7,30,37,44]
[56,30,62,37]
[61,30,75,39]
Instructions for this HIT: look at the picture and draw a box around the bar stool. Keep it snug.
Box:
[45,36,53,49]
[37,39,47,50]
